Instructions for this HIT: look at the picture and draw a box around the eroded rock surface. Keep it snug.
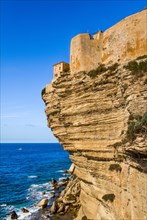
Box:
[42,9,147,220]
[43,58,147,219]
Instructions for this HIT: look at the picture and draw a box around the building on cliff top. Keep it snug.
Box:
[70,9,147,74]
[53,61,69,77]
[53,9,146,77]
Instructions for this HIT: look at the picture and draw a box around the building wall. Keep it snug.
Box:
[70,33,102,74]
[54,62,69,77]
[70,9,147,74]
[63,63,70,72]
[101,9,147,64]
[54,63,63,77]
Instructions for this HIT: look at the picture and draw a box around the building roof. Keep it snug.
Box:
[53,61,69,66]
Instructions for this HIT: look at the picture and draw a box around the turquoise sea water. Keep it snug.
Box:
[0,143,71,219]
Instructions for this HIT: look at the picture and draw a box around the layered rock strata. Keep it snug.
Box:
[43,57,147,220]
[43,9,147,220]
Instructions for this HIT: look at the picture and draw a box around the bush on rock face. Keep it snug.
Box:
[136,55,147,60]
[109,164,122,172]
[127,112,147,141]
[124,60,147,75]
[87,64,107,78]
[41,87,46,96]
[102,194,115,202]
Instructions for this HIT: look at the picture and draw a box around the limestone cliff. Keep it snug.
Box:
[42,10,147,220]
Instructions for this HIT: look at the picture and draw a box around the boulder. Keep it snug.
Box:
[57,203,65,213]
[61,178,69,183]
[64,205,69,213]
[37,198,48,208]
[11,211,18,219]
[53,184,59,190]
[68,164,75,174]
[63,194,76,204]
[51,178,57,185]
[50,201,57,214]
[21,208,29,213]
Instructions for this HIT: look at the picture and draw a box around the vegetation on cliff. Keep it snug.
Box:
[124,58,147,75]
[127,112,147,141]
[41,87,46,97]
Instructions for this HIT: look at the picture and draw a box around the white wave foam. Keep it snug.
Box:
[27,181,53,204]
[58,177,65,181]
[7,206,41,220]
[28,176,38,179]
[5,181,54,219]
[4,205,15,212]
[56,170,65,173]
[0,204,7,207]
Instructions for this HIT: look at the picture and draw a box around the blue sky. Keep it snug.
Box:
[1,0,146,143]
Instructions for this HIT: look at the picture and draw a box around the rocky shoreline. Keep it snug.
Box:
[9,166,81,220]
[41,175,81,220]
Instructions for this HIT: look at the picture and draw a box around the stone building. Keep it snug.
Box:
[53,61,69,77]
[70,9,147,74]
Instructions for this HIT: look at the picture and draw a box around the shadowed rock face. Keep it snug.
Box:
[43,10,147,220]
[43,59,147,219]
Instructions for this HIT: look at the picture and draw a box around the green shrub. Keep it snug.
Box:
[102,194,115,202]
[96,64,107,73]
[109,164,122,172]
[127,122,136,141]
[124,60,147,75]
[124,61,139,74]
[82,216,88,220]
[139,61,147,72]
[108,63,119,72]
[87,64,107,78]
[136,55,147,60]
[141,112,147,126]
[41,87,46,96]
[127,112,147,141]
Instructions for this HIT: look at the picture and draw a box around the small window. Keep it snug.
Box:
[59,66,61,70]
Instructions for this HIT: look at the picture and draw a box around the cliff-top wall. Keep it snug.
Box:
[70,9,147,74]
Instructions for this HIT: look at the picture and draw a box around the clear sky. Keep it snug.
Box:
[0,0,146,143]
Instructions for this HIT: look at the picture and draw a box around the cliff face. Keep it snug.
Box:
[43,10,147,220]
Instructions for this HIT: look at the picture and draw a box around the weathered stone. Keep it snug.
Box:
[11,211,18,219]
[49,201,57,214]
[64,205,69,213]
[21,208,29,213]
[51,178,57,185]
[68,163,75,174]
[57,203,65,213]
[43,9,147,220]
[37,198,48,208]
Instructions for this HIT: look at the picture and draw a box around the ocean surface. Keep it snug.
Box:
[0,143,71,219]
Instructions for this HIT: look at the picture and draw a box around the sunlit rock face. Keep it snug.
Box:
[43,9,147,220]
[70,9,147,74]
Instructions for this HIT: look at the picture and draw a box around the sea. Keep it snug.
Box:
[0,143,71,220]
